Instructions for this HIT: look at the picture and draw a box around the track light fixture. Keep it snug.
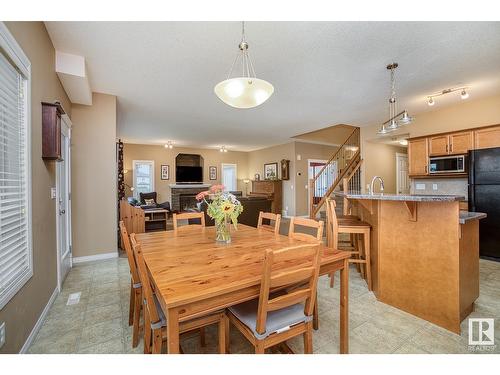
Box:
[427,86,469,106]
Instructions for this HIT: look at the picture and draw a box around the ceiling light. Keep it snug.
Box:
[377,63,413,135]
[214,22,274,109]
[426,86,469,106]
[399,139,408,146]
[219,146,228,153]
[164,141,173,149]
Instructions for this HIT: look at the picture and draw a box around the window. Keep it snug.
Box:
[0,24,32,309]
[221,164,237,192]
[132,160,154,198]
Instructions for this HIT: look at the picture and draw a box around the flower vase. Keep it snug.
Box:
[215,216,231,244]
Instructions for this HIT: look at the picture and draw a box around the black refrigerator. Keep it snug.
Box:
[469,147,500,260]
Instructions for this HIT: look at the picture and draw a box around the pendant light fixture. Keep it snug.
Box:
[378,63,413,135]
[214,22,274,109]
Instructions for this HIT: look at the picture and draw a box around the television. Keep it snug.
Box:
[176,166,203,183]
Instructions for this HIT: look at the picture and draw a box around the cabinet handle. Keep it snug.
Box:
[450,143,453,153]
[425,165,428,174]
[446,144,448,153]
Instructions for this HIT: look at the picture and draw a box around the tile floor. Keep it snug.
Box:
[28,256,500,354]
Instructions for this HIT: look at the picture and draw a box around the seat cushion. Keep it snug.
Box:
[229,298,311,340]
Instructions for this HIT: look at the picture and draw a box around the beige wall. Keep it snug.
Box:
[363,142,406,194]
[361,94,500,190]
[247,142,296,216]
[71,93,117,258]
[0,22,71,353]
[123,144,250,202]
[294,142,339,216]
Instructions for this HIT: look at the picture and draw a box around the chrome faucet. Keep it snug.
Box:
[369,176,385,195]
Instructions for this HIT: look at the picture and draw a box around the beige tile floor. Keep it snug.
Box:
[28,256,500,354]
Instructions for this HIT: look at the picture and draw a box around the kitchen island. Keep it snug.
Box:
[334,192,486,334]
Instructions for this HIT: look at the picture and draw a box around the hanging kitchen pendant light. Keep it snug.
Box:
[214,21,274,109]
[378,63,413,135]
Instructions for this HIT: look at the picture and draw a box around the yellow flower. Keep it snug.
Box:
[222,202,234,214]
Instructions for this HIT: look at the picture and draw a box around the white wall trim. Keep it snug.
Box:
[19,287,59,353]
[72,251,118,264]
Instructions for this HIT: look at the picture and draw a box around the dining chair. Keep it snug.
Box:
[325,198,372,290]
[173,211,206,230]
[287,216,323,330]
[119,221,142,348]
[257,211,281,234]
[226,243,321,354]
[130,234,228,354]
[288,216,324,242]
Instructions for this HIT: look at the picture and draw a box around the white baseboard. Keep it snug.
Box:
[19,287,59,353]
[72,251,118,264]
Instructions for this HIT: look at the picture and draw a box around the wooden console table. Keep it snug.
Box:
[144,208,168,232]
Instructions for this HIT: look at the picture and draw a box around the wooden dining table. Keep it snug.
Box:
[136,224,351,354]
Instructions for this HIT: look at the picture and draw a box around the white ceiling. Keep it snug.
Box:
[45,22,500,151]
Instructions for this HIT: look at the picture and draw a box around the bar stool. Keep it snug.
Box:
[326,198,372,291]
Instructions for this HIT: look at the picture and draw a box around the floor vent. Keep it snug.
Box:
[66,292,81,306]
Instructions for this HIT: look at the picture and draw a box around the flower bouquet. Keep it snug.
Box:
[196,185,244,243]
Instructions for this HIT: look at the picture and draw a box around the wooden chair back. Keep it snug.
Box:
[255,244,321,335]
[257,211,281,234]
[119,221,141,286]
[130,234,161,325]
[173,212,206,230]
[119,199,145,234]
[288,217,324,243]
[325,198,339,248]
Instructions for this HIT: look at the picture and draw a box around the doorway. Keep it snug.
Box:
[307,159,336,216]
[221,163,237,192]
[56,114,73,290]
[396,152,410,194]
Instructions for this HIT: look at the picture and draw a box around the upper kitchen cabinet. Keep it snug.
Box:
[428,135,449,156]
[408,138,429,176]
[429,131,473,156]
[474,125,500,150]
[449,131,473,154]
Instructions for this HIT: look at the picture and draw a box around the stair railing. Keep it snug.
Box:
[309,127,360,218]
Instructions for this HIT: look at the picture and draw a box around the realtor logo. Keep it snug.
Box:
[468,318,495,346]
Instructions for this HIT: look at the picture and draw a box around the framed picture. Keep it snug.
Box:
[281,159,290,180]
[254,173,260,181]
[161,165,169,180]
[209,166,217,180]
[264,162,278,180]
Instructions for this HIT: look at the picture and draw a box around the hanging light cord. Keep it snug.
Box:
[226,21,257,80]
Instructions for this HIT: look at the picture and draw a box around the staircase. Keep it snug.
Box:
[309,127,362,219]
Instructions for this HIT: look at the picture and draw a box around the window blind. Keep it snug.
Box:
[0,49,31,309]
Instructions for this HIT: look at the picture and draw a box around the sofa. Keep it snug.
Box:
[127,192,171,212]
[197,196,272,228]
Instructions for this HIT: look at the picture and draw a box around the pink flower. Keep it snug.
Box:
[210,185,225,193]
[195,191,210,201]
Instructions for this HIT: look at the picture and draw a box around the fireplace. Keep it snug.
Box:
[179,194,198,211]
[170,184,211,212]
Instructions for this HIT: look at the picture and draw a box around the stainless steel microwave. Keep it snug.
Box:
[429,155,466,174]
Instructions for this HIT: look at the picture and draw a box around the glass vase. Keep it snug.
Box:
[215,216,231,244]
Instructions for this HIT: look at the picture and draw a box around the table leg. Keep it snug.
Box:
[167,308,180,354]
[339,258,349,354]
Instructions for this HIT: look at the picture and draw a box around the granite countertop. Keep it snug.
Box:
[334,191,466,202]
[459,211,487,224]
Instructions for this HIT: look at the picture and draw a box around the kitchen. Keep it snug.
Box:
[346,94,500,335]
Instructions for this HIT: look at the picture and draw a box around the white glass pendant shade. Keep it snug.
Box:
[214,77,274,109]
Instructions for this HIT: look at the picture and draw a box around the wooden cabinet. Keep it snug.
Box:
[429,135,449,156]
[408,138,429,176]
[429,131,473,156]
[42,102,65,160]
[250,180,282,214]
[449,131,473,154]
[474,125,500,150]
